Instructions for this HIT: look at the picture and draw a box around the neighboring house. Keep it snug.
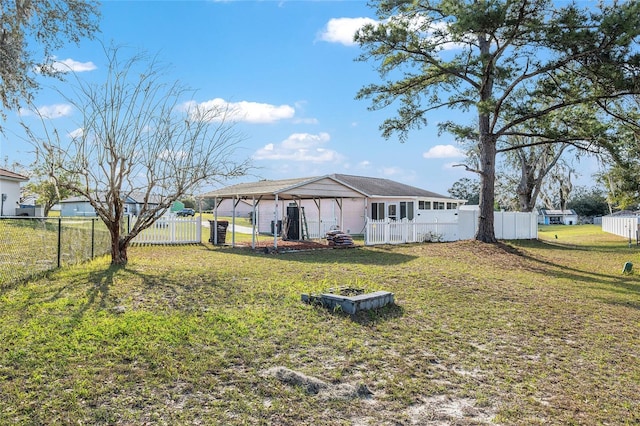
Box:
[538,208,579,225]
[202,174,464,237]
[0,168,29,216]
[60,192,162,217]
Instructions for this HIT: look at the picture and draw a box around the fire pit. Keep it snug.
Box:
[301,287,394,314]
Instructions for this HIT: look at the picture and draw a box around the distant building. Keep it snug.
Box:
[538,208,578,225]
[60,193,162,217]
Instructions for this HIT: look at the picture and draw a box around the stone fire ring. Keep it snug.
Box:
[301,288,394,315]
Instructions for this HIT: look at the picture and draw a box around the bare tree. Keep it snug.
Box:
[499,137,569,212]
[24,45,250,265]
[540,160,575,211]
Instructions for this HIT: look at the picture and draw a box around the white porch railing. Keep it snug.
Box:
[130,215,201,244]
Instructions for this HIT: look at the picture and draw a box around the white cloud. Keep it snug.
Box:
[293,117,319,125]
[67,128,84,139]
[381,166,404,177]
[19,103,74,119]
[183,98,295,124]
[253,132,342,163]
[320,16,462,51]
[318,17,377,46]
[423,144,465,159]
[51,58,97,73]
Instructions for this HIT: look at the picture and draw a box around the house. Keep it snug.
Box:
[538,208,579,225]
[60,192,162,217]
[202,174,464,239]
[0,168,29,216]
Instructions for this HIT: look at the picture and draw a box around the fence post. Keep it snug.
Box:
[57,217,62,268]
[91,218,95,259]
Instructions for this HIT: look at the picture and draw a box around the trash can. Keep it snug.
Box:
[270,220,282,236]
[209,220,229,244]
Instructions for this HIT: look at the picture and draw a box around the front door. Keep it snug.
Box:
[387,203,397,221]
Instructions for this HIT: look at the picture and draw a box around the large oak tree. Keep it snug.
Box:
[356,0,640,242]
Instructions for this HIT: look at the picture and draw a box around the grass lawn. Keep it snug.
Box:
[1,225,639,424]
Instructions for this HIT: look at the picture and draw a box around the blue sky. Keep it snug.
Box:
[1,0,598,195]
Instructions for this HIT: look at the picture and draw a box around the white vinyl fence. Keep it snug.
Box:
[364,210,538,245]
[601,215,639,241]
[130,215,201,244]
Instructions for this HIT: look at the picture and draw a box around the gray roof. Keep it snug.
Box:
[331,174,450,198]
[202,173,455,200]
[0,168,28,181]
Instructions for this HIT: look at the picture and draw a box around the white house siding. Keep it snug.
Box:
[0,179,23,216]
[214,199,254,218]
[241,197,460,238]
[247,197,364,237]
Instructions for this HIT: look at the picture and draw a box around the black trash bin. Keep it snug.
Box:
[209,220,229,244]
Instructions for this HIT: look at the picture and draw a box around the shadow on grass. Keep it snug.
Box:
[201,245,419,266]
[66,265,122,328]
[505,240,640,304]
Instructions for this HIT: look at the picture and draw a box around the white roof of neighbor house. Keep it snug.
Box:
[0,168,28,182]
[202,174,457,201]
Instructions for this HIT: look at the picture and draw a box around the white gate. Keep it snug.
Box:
[130,216,201,244]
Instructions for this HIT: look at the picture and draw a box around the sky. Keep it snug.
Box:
[1,0,600,196]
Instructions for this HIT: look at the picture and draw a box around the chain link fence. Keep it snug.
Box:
[0,217,112,287]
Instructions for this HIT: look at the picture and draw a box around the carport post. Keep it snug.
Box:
[232,195,236,248]
[274,194,278,249]
[213,197,218,245]
[251,196,256,249]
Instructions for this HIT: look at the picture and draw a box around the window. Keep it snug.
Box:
[400,201,414,220]
[371,202,385,220]
[419,201,431,210]
[434,202,445,210]
[446,202,457,209]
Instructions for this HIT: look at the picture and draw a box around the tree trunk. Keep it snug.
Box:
[475,34,497,243]
[517,155,535,212]
[476,132,498,243]
[111,239,128,265]
[108,221,128,265]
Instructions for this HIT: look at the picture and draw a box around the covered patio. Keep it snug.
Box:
[201,175,366,249]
